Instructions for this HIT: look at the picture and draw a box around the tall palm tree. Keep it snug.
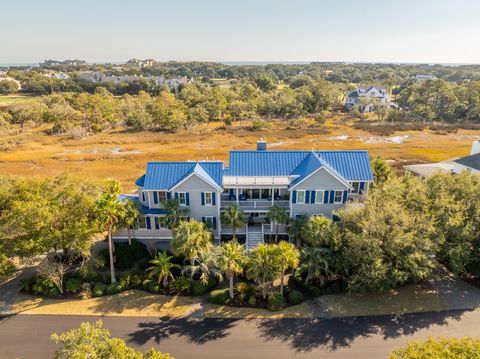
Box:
[183,247,223,285]
[162,198,189,230]
[95,192,127,284]
[275,241,300,296]
[267,205,289,243]
[221,205,246,240]
[147,252,181,288]
[298,246,332,287]
[122,200,140,246]
[171,219,212,266]
[246,244,281,298]
[218,240,247,299]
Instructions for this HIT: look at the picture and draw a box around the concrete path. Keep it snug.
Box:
[0,267,35,315]
[428,265,480,310]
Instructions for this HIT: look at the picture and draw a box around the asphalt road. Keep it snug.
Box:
[1,309,480,359]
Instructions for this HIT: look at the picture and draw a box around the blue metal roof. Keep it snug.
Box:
[118,195,167,215]
[225,150,373,181]
[138,161,223,190]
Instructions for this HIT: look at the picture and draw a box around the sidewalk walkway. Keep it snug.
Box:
[428,265,480,310]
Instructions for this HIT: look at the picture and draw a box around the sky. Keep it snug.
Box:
[1,0,480,64]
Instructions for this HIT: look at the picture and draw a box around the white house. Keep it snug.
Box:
[345,86,390,112]
[404,140,480,178]
[113,140,373,250]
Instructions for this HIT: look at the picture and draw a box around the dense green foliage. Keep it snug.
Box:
[287,290,304,305]
[208,288,231,305]
[51,320,173,359]
[390,336,480,359]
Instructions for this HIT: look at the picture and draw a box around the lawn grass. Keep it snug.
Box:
[0,118,477,190]
[317,283,449,317]
[12,289,202,317]
[203,302,313,319]
[0,94,41,106]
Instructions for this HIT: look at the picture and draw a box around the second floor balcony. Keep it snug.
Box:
[221,199,289,210]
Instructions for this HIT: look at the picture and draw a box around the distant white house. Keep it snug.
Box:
[42,71,70,80]
[345,86,390,112]
[415,73,436,82]
[126,58,156,68]
[404,140,480,178]
[76,71,191,88]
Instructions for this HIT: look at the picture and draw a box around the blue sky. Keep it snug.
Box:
[1,0,480,63]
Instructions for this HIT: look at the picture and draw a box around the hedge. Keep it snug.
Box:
[93,282,107,297]
[208,288,230,305]
[287,290,304,305]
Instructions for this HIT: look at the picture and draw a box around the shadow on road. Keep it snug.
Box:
[128,310,239,345]
[255,309,471,352]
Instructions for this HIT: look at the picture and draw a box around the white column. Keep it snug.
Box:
[271,188,274,206]
[236,188,239,205]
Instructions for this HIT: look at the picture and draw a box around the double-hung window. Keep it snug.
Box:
[296,190,305,204]
[157,191,167,203]
[204,192,213,206]
[334,190,343,204]
[315,190,324,204]
[178,192,186,206]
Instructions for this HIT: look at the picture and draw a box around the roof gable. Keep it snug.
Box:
[139,162,223,190]
[454,153,480,171]
[225,150,373,181]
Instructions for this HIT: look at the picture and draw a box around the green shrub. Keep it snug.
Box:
[142,279,152,291]
[119,273,131,289]
[206,277,217,291]
[170,276,191,295]
[93,282,107,297]
[20,276,36,291]
[191,280,207,296]
[287,290,304,305]
[105,282,123,295]
[114,241,150,269]
[148,282,160,294]
[47,287,61,298]
[267,294,285,311]
[247,296,257,307]
[391,336,480,359]
[130,274,142,288]
[32,277,55,295]
[209,288,230,305]
[65,278,82,293]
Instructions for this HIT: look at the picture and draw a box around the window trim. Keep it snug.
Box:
[296,190,305,204]
[334,190,343,204]
[315,190,324,204]
[141,191,147,203]
[350,182,360,194]
[204,191,213,206]
[177,192,187,206]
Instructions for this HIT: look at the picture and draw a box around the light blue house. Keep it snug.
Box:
[113,140,373,249]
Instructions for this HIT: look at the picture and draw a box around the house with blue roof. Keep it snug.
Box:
[113,140,373,250]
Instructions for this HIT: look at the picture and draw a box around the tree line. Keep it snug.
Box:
[0,80,341,136]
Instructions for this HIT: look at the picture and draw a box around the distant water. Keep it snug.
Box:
[0,63,38,68]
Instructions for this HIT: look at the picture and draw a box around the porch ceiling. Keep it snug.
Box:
[223,176,291,187]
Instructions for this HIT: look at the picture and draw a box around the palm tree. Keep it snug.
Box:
[246,244,281,298]
[267,205,289,243]
[147,252,181,288]
[162,198,189,230]
[275,241,300,296]
[221,205,246,240]
[302,216,339,247]
[298,246,332,287]
[287,215,307,246]
[95,192,127,284]
[122,200,140,246]
[218,240,247,299]
[182,247,223,285]
[171,219,212,266]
